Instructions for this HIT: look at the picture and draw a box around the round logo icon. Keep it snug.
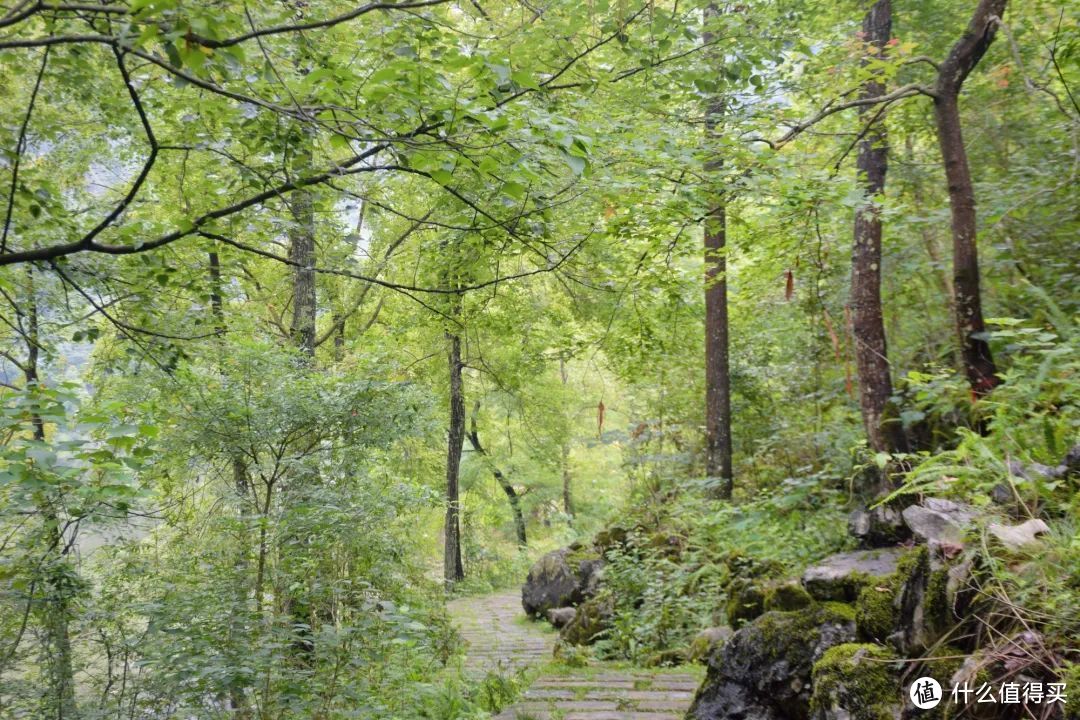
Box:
[909,677,942,710]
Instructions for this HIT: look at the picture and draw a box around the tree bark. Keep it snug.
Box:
[703,4,733,499]
[288,144,317,359]
[467,402,526,547]
[934,0,1007,396]
[443,332,466,587]
[208,250,225,336]
[850,0,908,455]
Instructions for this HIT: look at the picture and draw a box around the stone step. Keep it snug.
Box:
[448,591,699,720]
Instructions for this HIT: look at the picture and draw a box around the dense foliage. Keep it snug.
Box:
[0,0,1076,717]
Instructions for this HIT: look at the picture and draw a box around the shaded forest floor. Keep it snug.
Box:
[448,591,702,719]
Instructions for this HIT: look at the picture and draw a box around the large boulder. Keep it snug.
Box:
[521,544,603,617]
[687,604,857,720]
[802,548,907,602]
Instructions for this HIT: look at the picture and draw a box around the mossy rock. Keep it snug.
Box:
[764,582,814,612]
[802,547,906,602]
[894,545,952,651]
[688,604,857,720]
[725,581,766,629]
[809,643,901,720]
[559,594,613,646]
[852,546,953,651]
[855,582,899,642]
[906,643,966,719]
[521,545,604,618]
[687,626,733,664]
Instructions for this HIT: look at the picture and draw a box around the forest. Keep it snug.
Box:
[0,0,1077,718]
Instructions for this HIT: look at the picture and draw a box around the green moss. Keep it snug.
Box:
[763,582,814,612]
[753,604,855,657]
[918,644,966,689]
[560,596,611,645]
[725,582,765,628]
[1059,661,1080,719]
[924,564,951,633]
[853,546,935,642]
[810,643,900,720]
[564,544,601,569]
[822,601,857,622]
[895,545,928,580]
[855,582,898,642]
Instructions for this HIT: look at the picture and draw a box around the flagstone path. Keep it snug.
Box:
[447,591,701,720]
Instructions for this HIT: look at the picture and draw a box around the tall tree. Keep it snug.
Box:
[933,0,1008,397]
[467,402,527,547]
[703,4,733,498]
[850,0,908,455]
[288,141,317,360]
[444,331,466,587]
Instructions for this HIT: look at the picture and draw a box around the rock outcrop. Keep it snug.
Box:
[546,606,576,629]
[558,594,613,645]
[901,498,977,549]
[809,643,901,720]
[801,548,906,602]
[521,543,604,617]
[687,604,857,720]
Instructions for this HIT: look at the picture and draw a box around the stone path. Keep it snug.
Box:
[447,591,554,677]
[448,591,701,720]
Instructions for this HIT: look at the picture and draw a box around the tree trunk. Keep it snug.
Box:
[703,4,733,499]
[467,402,526,547]
[208,250,225,336]
[443,332,466,587]
[850,0,907,456]
[934,0,1007,397]
[285,143,317,657]
[288,145,316,359]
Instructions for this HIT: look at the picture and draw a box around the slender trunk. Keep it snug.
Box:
[208,251,224,336]
[207,251,253,718]
[444,332,465,587]
[467,402,526,547]
[228,457,252,720]
[288,144,316,359]
[933,0,1007,397]
[850,0,907,456]
[285,143,317,656]
[25,267,77,719]
[559,357,573,518]
[703,4,733,499]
